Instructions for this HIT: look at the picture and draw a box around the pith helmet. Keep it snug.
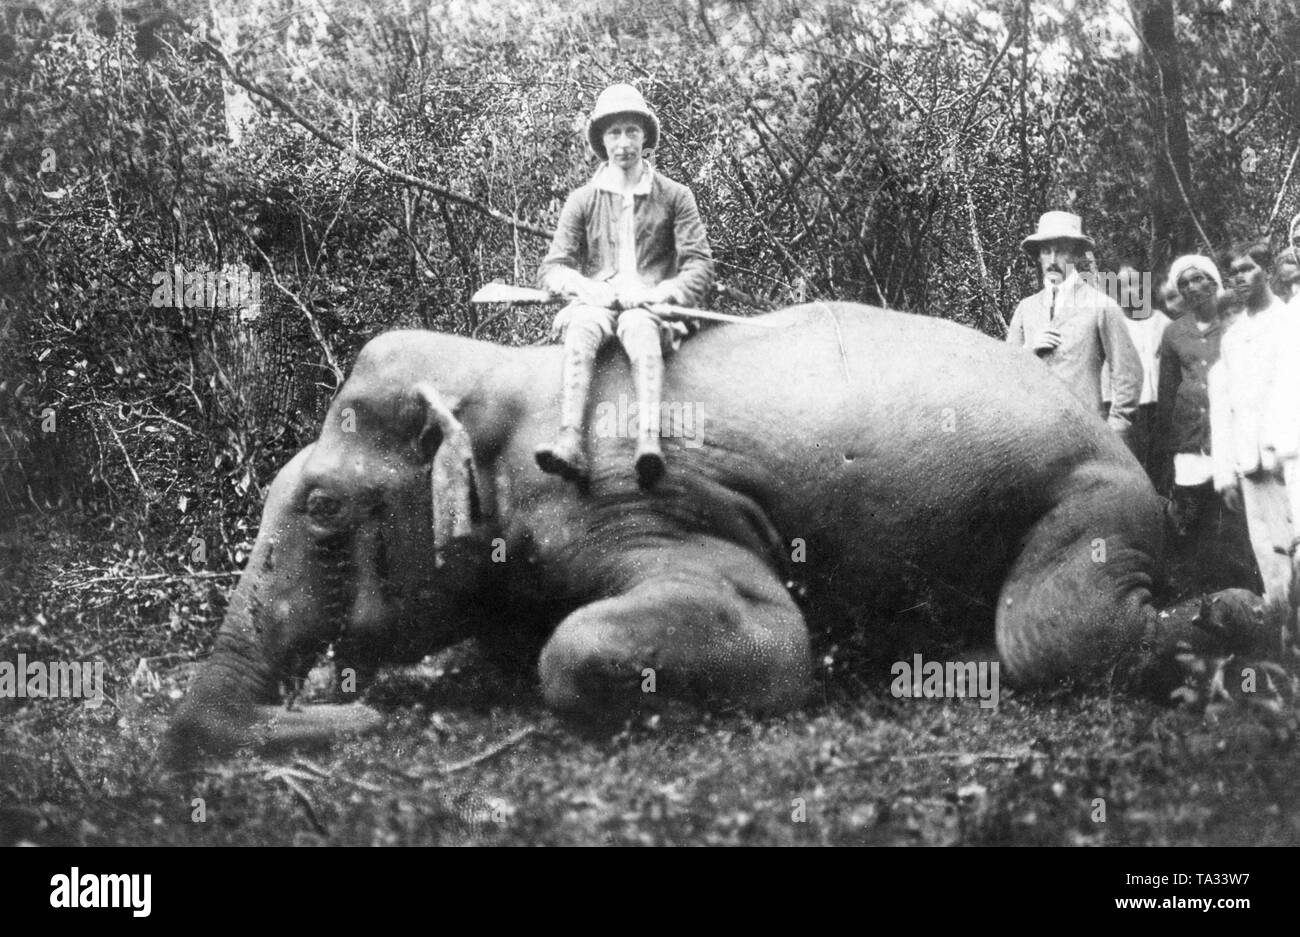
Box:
[586,83,660,160]
[1021,211,1096,257]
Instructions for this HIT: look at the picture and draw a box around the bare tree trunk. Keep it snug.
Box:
[1138,0,1197,272]
[1018,0,1031,229]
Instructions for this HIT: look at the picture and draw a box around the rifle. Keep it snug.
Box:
[469,282,777,328]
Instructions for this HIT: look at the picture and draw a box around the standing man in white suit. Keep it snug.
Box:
[1209,239,1296,639]
[1006,211,1143,444]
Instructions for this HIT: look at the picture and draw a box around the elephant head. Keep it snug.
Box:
[165,368,497,763]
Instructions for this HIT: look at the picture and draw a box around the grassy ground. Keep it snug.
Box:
[2,514,1299,847]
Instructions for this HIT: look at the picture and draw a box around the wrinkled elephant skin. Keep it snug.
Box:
[166,302,1247,761]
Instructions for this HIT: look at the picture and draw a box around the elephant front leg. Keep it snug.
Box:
[537,540,812,720]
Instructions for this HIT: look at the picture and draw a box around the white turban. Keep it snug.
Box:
[1167,254,1223,293]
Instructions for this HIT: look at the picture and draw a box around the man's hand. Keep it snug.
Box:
[616,283,678,310]
[548,306,573,342]
[1030,327,1062,354]
[1220,482,1243,514]
[1260,447,1280,475]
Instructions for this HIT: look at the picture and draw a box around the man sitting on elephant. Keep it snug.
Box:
[534,83,714,489]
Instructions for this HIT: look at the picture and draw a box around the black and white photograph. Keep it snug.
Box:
[1,0,1297,864]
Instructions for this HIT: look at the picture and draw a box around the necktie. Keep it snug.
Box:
[1049,286,1058,324]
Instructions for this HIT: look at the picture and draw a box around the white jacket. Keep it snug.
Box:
[1101,311,1169,405]
[1209,296,1291,490]
[1262,306,1300,461]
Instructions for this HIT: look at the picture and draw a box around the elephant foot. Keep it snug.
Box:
[635,442,665,489]
[535,428,589,483]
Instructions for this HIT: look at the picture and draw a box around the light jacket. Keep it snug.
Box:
[538,166,714,306]
[1006,274,1143,431]
[1101,311,1169,406]
[1261,306,1300,461]
[1209,295,1291,491]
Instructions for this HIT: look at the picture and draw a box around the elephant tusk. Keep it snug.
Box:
[415,384,483,567]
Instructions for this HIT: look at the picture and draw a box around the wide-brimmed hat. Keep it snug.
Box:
[587,83,660,160]
[1021,211,1095,256]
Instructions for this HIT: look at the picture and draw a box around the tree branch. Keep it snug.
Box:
[728,155,814,289]
[1265,136,1300,234]
[957,21,1019,138]
[1162,122,1213,252]
[1224,65,1282,140]
[964,186,1005,336]
[247,239,345,386]
[99,413,147,501]
[1124,0,1212,253]
[201,40,555,241]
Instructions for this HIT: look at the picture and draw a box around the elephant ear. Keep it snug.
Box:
[415,383,482,567]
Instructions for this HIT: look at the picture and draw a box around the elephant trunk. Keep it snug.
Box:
[163,579,288,765]
[165,596,382,765]
[164,448,371,764]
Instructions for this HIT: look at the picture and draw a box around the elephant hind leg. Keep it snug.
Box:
[538,539,811,721]
[995,491,1162,689]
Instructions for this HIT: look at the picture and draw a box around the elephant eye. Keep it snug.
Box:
[306,491,344,526]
